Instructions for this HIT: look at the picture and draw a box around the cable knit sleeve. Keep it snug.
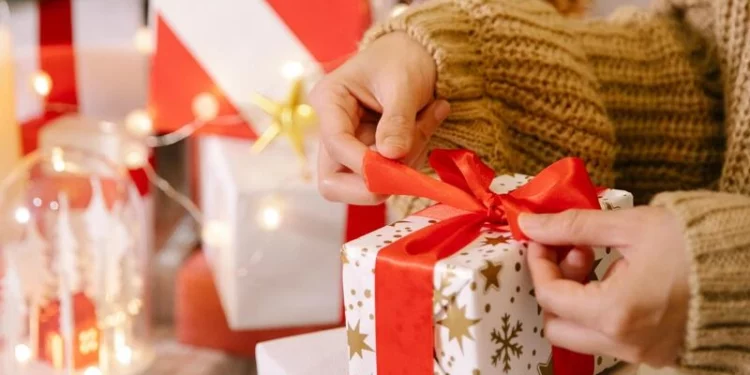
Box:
[362,0,726,216]
[652,191,750,374]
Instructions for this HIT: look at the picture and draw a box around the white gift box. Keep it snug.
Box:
[199,135,346,330]
[256,328,348,375]
[343,173,634,375]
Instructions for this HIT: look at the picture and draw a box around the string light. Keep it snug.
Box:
[32,71,52,97]
[191,92,220,122]
[258,195,284,231]
[83,367,102,375]
[202,220,230,248]
[14,344,31,363]
[125,109,153,137]
[14,207,30,224]
[391,4,409,17]
[280,61,305,80]
[122,142,149,169]
[51,147,65,172]
[133,26,154,54]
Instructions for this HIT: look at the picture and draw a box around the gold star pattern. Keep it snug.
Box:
[250,78,317,166]
[537,355,554,375]
[340,246,349,265]
[433,274,453,310]
[482,235,511,247]
[588,258,603,282]
[347,320,373,359]
[479,260,502,293]
[437,300,481,351]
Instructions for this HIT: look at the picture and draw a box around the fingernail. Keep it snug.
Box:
[434,101,451,122]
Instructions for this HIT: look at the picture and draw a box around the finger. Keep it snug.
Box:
[403,100,450,167]
[375,88,422,160]
[558,247,594,282]
[519,210,635,248]
[527,242,608,327]
[318,143,386,205]
[355,122,377,146]
[602,257,628,280]
[311,79,369,174]
[544,317,622,358]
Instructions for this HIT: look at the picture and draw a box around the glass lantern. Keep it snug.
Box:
[0,147,153,375]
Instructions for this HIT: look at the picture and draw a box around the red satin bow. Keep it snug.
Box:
[363,149,600,375]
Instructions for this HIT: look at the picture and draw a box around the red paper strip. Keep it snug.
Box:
[363,149,598,375]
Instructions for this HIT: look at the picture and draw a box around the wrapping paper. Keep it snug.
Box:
[343,171,633,374]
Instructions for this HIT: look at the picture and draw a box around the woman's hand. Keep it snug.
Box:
[310,32,450,205]
[521,207,690,368]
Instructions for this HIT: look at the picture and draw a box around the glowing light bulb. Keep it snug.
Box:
[390,4,409,17]
[14,344,31,363]
[192,92,220,122]
[133,26,154,54]
[51,147,65,172]
[202,220,230,248]
[14,207,30,224]
[257,196,284,231]
[84,367,102,375]
[116,346,133,365]
[280,61,305,80]
[32,71,53,97]
[296,104,314,120]
[123,143,148,168]
[125,109,153,137]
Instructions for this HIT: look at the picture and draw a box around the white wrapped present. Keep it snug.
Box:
[199,135,346,330]
[256,328,348,375]
[343,151,634,374]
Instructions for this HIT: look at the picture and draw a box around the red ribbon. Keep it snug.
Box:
[363,149,599,375]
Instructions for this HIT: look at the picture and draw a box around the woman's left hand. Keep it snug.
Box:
[520,207,690,368]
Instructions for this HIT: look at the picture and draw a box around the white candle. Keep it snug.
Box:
[0,2,20,181]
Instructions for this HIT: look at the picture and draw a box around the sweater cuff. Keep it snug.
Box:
[360,0,485,100]
[651,191,750,374]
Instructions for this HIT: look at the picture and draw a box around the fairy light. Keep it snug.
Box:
[32,71,52,97]
[257,196,284,231]
[122,142,148,168]
[83,367,102,375]
[133,26,154,54]
[391,4,409,17]
[14,344,31,363]
[280,61,304,80]
[14,207,30,224]
[202,220,230,247]
[51,147,65,172]
[192,92,220,122]
[125,109,153,137]
[114,330,133,365]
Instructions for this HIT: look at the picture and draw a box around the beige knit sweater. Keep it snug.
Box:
[363,0,750,373]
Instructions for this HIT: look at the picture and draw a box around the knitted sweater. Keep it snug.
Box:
[363,0,750,373]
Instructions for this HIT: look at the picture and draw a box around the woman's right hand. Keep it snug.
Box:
[311,32,450,205]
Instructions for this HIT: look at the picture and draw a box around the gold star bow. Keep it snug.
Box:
[249,79,317,165]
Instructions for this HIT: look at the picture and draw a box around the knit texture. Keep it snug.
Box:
[362,0,750,371]
[653,191,750,374]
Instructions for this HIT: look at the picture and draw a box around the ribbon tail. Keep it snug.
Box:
[363,151,485,212]
[375,213,485,375]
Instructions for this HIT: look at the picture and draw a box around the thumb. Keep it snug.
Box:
[375,95,420,159]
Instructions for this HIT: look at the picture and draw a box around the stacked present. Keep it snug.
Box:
[258,149,634,374]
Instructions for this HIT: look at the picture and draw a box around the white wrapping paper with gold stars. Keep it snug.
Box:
[342,173,633,375]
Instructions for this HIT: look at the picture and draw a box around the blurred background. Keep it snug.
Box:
[0,0,660,374]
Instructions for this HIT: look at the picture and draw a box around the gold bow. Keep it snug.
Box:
[249,79,317,164]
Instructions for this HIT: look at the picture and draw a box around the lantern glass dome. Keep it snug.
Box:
[0,147,153,375]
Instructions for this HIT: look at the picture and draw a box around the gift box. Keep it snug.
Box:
[256,328,348,375]
[342,150,634,374]
[175,251,340,357]
[199,134,346,330]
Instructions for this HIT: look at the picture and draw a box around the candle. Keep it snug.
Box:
[0,2,20,181]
